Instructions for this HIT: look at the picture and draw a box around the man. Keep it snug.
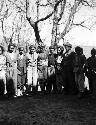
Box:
[73,46,86,98]
[17,46,27,96]
[61,42,76,94]
[26,45,38,94]
[46,45,57,94]
[85,48,96,97]
[6,43,18,97]
[37,45,48,93]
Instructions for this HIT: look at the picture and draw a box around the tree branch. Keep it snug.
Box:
[59,0,83,39]
[82,0,93,7]
[8,0,26,13]
[73,21,91,30]
[0,0,4,13]
[58,0,66,22]
[37,3,50,7]
[36,0,63,23]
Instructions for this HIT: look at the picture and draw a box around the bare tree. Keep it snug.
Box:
[26,0,64,45]
[0,0,96,47]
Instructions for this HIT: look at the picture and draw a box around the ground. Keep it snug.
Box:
[0,93,96,125]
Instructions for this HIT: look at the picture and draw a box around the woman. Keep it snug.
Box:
[56,46,64,93]
[6,43,18,97]
[0,45,7,96]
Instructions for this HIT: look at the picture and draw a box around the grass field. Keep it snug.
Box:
[0,93,96,125]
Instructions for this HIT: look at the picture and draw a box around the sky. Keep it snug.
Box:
[39,2,96,47]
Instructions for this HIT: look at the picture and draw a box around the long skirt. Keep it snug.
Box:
[7,63,17,95]
[0,69,6,95]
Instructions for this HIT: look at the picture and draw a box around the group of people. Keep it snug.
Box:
[0,42,96,98]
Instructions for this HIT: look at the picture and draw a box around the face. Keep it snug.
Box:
[9,45,14,53]
[30,47,35,54]
[65,46,71,52]
[57,48,61,54]
[0,47,3,55]
[50,48,54,54]
[19,48,24,55]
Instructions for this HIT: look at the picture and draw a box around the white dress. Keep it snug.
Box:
[0,54,7,93]
[6,52,18,95]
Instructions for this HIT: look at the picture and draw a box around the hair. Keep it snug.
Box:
[18,47,24,51]
[91,48,96,55]
[75,46,82,55]
[29,45,36,50]
[0,45,4,54]
[57,46,64,54]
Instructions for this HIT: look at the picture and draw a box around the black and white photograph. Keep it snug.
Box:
[0,0,96,124]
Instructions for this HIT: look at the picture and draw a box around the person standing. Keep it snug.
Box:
[61,42,76,94]
[26,45,38,94]
[85,48,96,97]
[46,45,57,94]
[6,43,18,97]
[55,46,64,93]
[17,46,27,96]
[73,46,86,98]
[0,45,7,96]
[37,45,48,93]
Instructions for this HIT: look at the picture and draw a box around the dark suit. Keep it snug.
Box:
[61,51,76,94]
[46,54,57,93]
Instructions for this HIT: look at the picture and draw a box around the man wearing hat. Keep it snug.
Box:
[46,45,57,94]
[26,45,38,94]
[61,42,76,94]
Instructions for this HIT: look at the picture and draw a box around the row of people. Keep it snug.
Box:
[0,42,96,98]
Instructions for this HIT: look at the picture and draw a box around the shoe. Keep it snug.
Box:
[14,95,17,98]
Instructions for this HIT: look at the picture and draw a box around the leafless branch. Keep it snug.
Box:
[73,21,91,30]
[36,0,63,23]
[8,0,26,13]
[82,0,93,7]
[0,0,4,13]
[59,0,83,39]
[58,0,66,22]
[37,3,50,7]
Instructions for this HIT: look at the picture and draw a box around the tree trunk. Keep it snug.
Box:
[51,10,58,46]
[34,22,41,44]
